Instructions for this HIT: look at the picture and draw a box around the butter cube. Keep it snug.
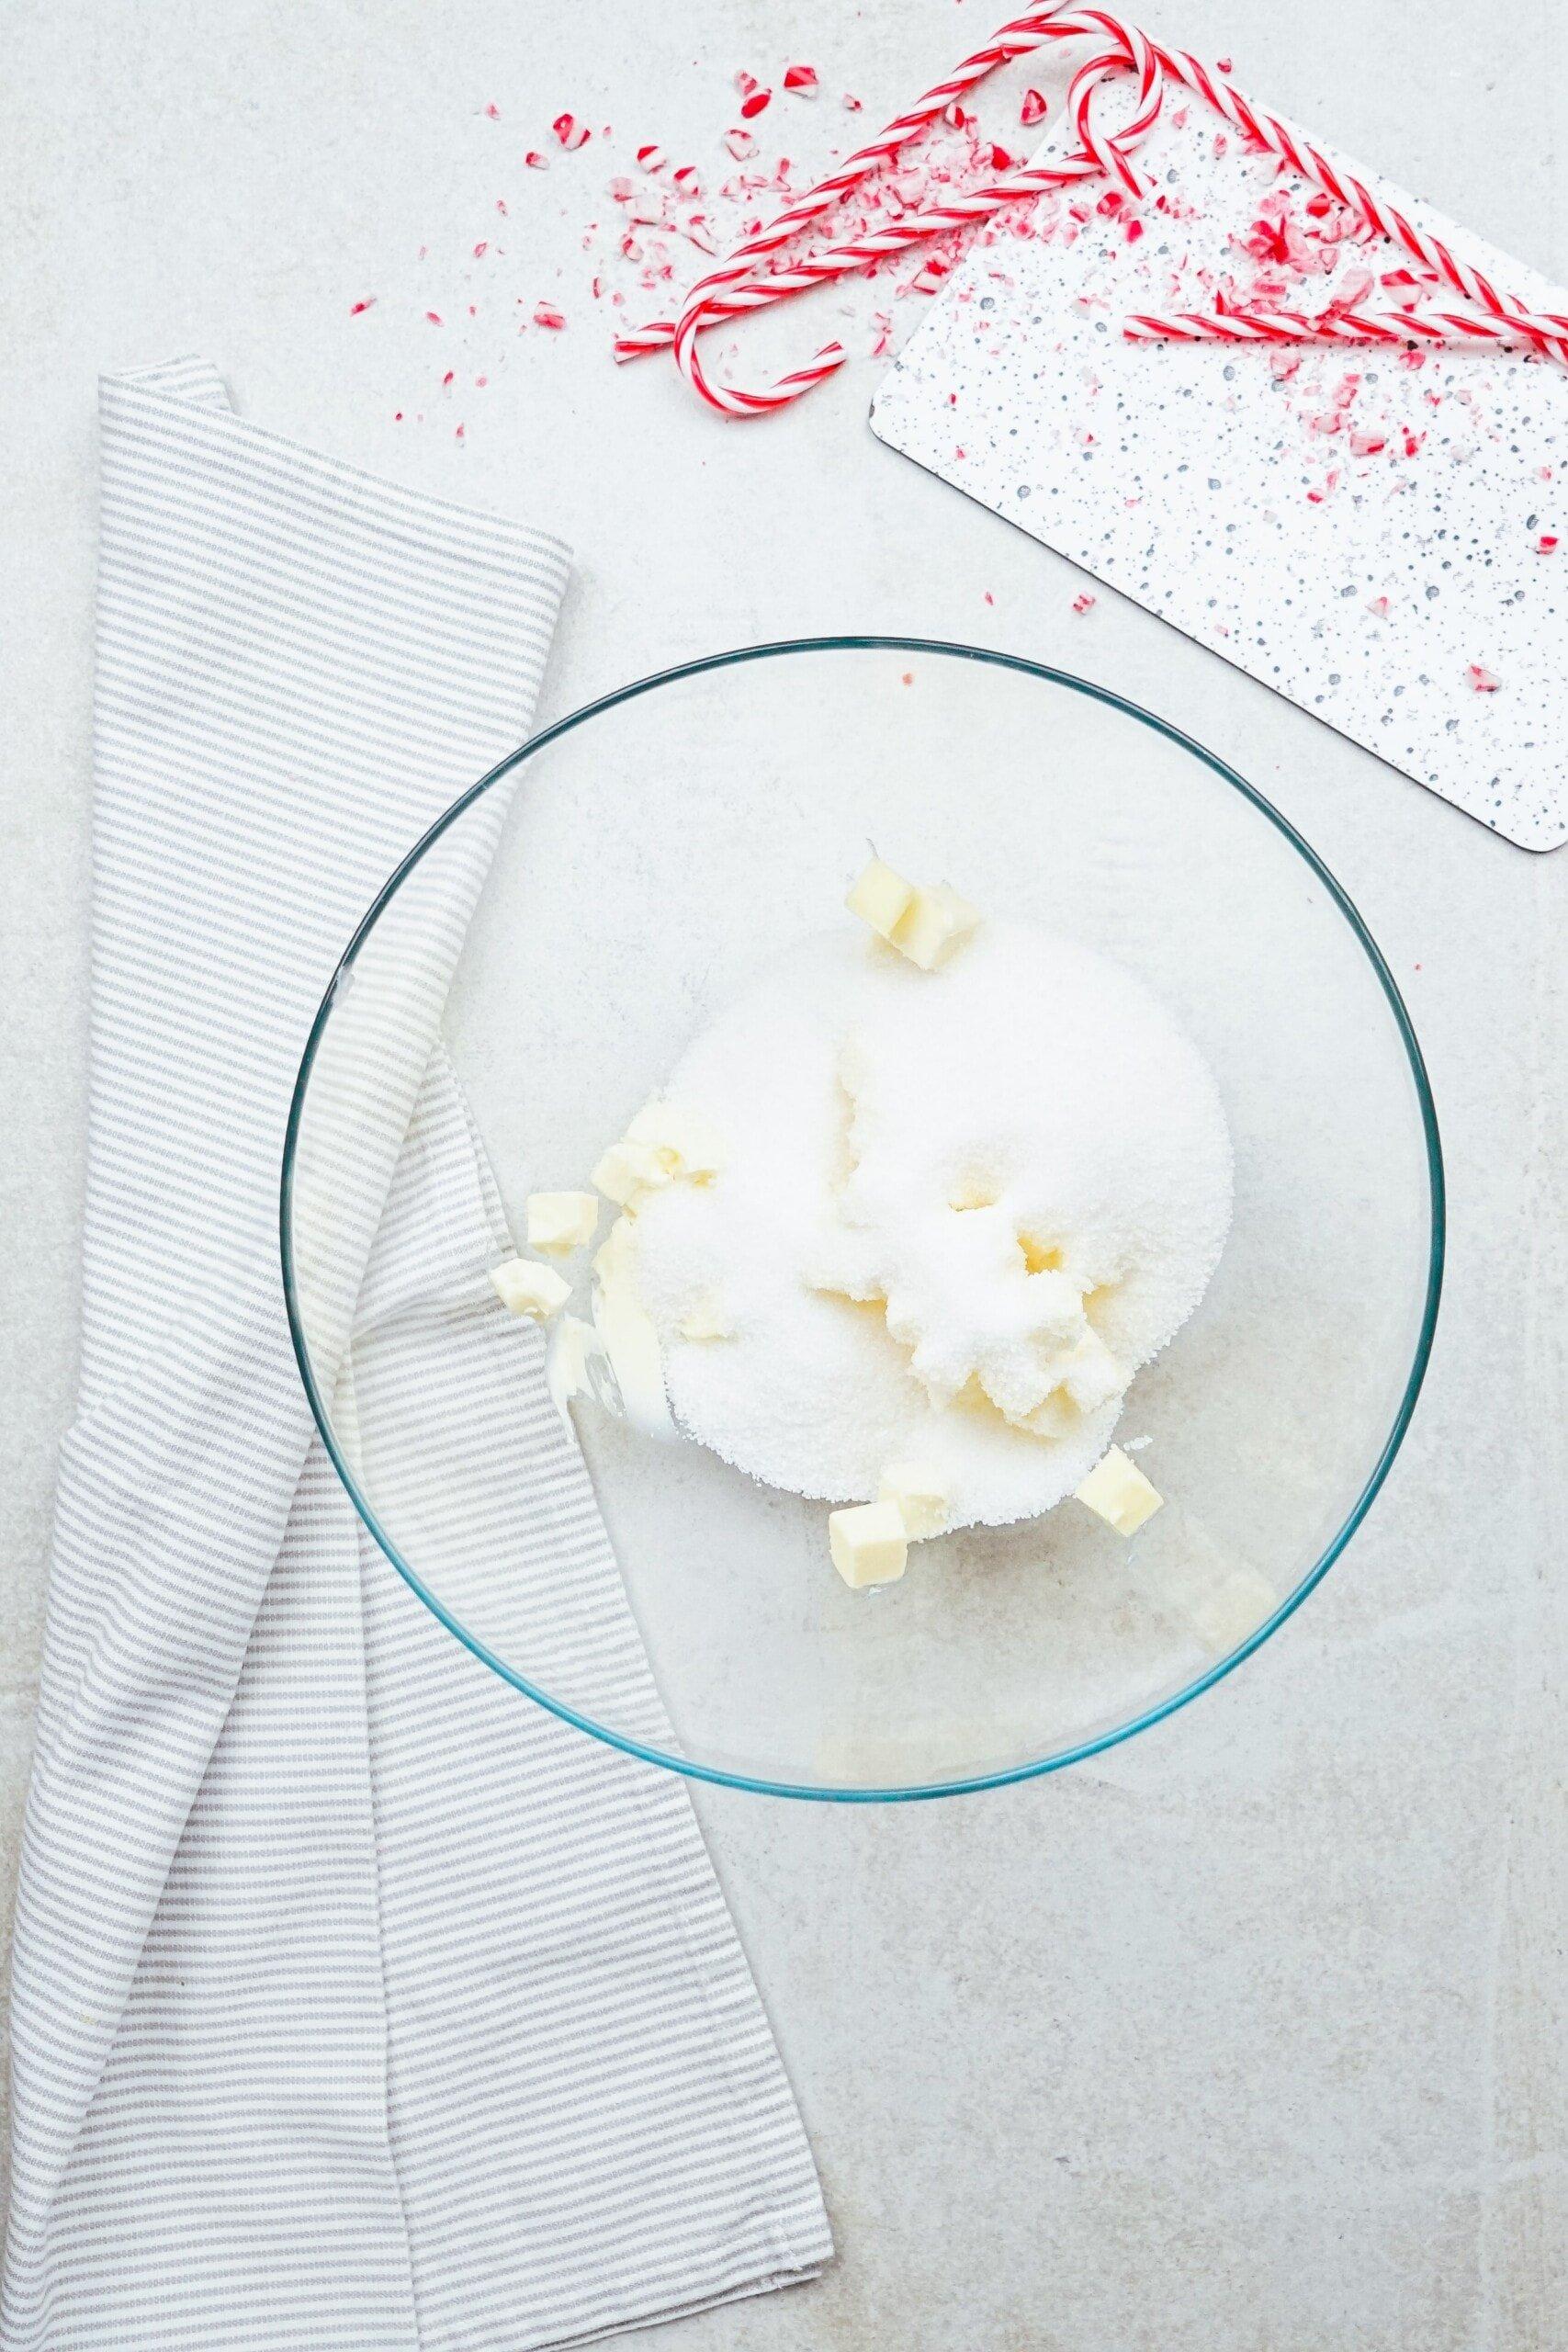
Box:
[625,1098,726,1182]
[829,1499,909,1589]
[525,1190,600,1253]
[892,882,980,972]
[846,855,915,944]
[878,1460,951,1541]
[592,1262,676,1441]
[593,1213,637,1283]
[678,1295,734,1341]
[592,1137,671,1208]
[1075,1445,1164,1537]
[489,1256,571,1322]
[546,1313,602,1421]
[1057,1329,1122,1415]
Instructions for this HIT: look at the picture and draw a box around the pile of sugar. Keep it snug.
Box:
[625,920,1233,1531]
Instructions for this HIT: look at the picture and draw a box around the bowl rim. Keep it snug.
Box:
[280,634,1446,1803]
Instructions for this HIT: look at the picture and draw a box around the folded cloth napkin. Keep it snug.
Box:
[3,358,831,2350]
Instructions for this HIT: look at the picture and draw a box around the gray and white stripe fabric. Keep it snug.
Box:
[3,357,830,2349]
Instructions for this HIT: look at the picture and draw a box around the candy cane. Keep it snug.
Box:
[1126,300,1568,360]
[620,1,1564,413]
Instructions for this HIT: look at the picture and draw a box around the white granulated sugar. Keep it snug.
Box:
[625,920,1232,1532]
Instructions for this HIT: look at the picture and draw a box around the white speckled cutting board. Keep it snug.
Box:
[870,80,1568,851]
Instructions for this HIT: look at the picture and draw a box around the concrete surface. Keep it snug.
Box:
[2,2,1565,2345]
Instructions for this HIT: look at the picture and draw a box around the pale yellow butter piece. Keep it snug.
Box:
[1075,1444,1164,1537]
[593,1213,637,1283]
[592,1137,670,1208]
[546,1313,601,1420]
[892,882,980,972]
[878,1460,951,1541]
[489,1256,571,1322]
[592,1244,677,1442]
[525,1190,600,1253]
[829,1499,909,1589]
[625,1098,726,1182]
[846,855,915,944]
[678,1295,734,1341]
[1056,1328,1123,1415]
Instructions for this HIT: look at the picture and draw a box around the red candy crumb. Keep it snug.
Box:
[533,300,567,329]
[723,128,756,160]
[349,299,376,316]
[424,311,444,325]
[1021,88,1048,126]
[552,113,590,150]
[784,64,818,97]
[484,103,500,120]
[525,151,548,169]
[1072,593,1096,615]
[1366,595,1391,617]
[1467,663,1500,692]
[637,143,664,171]
[1538,534,1559,553]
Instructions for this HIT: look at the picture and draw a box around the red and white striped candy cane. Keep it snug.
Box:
[1125,299,1568,363]
[616,8,1168,413]
[620,2,1566,413]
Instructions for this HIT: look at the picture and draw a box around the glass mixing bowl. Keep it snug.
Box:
[282,639,1442,1799]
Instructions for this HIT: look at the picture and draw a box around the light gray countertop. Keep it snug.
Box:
[3,3,1564,2344]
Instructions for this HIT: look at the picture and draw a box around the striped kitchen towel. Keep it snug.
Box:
[2,357,831,2350]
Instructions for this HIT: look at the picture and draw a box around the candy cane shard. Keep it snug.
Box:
[616,1,1568,413]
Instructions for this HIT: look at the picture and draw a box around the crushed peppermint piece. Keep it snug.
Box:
[1467,663,1500,692]
[911,254,953,294]
[533,300,567,329]
[739,86,773,119]
[784,64,818,97]
[349,299,376,316]
[1538,534,1559,552]
[552,112,590,150]
[1021,88,1048,126]
[484,102,500,120]
[842,91,863,111]
[723,127,756,160]
[671,164,700,194]
[525,150,548,169]
[1072,593,1097,615]
[1366,595,1391,617]
[424,311,444,325]
[637,143,665,171]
